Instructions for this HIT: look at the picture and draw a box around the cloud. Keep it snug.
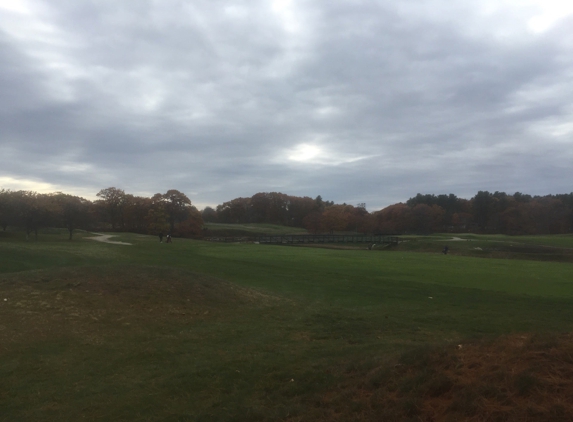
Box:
[0,0,572,210]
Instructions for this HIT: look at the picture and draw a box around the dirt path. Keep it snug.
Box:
[85,233,132,245]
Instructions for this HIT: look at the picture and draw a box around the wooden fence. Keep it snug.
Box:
[205,235,399,245]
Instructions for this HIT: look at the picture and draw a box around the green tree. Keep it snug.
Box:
[472,191,495,231]
[201,206,218,223]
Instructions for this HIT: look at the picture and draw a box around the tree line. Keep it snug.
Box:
[203,191,573,235]
[395,191,573,234]
[2,188,573,239]
[0,187,202,240]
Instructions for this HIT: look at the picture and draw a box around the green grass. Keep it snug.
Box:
[203,223,308,236]
[450,233,573,248]
[2,229,573,420]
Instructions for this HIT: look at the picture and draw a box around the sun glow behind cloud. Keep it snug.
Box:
[271,0,300,33]
[527,0,573,33]
[0,0,31,14]
[288,144,321,162]
[284,143,377,166]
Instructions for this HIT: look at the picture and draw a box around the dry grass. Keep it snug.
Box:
[313,333,573,421]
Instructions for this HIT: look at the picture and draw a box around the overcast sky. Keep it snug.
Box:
[1,0,572,211]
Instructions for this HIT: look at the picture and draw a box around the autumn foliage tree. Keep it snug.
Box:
[145,206,170,235]
[216,197,252,223]
[2,187,573,239]
[321,205,351,233]
[372,204,412,233]
[0,189,14,231]
[215,192,325,227]
[96,187,127,230]
[176,206,203,237]
[122,195,152,233]
[51,193,91,240]
[152,190,194,234]
[302,211,323,234]
[12,192,57,240]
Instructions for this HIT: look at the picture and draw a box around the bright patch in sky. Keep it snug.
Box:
[0,176,98,200]
[527,0,573,33]
[271,0,300,33]
[0,0,30,14]
[288,144,321,162]
[0,176,57,192]
[285,144,376,166]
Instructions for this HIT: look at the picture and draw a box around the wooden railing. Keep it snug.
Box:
[205,235,399,245]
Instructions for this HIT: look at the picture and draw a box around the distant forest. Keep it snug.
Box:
[206,191,573,235]
[1,188,573,238]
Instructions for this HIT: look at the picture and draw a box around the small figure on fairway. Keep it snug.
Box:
[442,245,449,255]
[166,234,172,243]
[159,232,164,243]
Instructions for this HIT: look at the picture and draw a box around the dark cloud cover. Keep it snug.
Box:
[1,0,572,210]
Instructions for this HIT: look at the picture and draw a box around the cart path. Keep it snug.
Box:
[85,233,132,245]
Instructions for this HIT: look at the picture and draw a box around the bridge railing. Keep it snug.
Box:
[255,235,399,244]
[203,234,399,244]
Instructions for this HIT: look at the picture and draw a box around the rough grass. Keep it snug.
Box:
[0,266,295,421]
[320,332,573,421]
[391,234,573,263]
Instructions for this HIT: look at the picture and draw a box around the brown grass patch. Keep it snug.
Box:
[317,333,573,421]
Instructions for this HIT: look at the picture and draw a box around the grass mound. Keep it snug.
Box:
[0,265,279,345]
[321,333,573,421]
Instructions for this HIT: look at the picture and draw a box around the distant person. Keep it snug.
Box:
[159,232,164,243]
[166,234,172,243]
[443,245,449,255]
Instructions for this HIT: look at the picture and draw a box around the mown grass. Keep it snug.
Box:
[2,229,573,420]
[458,233,573,248]
[203,223,308,236]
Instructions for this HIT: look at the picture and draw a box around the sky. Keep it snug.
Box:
[1,0,572,211]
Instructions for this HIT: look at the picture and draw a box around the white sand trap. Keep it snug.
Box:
[86,233,132,245]
[437,237,467,241]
